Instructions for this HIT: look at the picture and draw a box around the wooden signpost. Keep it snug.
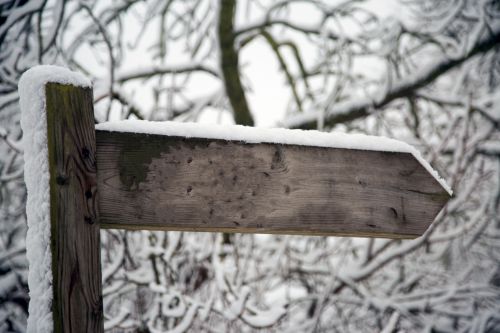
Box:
[35,80,450,332]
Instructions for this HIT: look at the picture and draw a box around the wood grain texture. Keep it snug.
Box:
[45,83,103,333]
[96,131,450,239]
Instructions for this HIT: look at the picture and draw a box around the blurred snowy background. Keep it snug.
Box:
[1,0,500,332]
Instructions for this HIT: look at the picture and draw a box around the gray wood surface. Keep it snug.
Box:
[45,83,103,333]
[96,131,450,238]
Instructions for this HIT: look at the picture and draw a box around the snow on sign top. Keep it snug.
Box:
[19,65,91,333]
[96,120,452,195]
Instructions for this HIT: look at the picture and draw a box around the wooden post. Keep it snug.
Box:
[45,83,103,332]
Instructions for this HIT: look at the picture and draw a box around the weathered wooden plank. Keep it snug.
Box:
[46,83,103,332]
[96,131,449,238]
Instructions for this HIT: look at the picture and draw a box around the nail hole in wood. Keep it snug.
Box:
[82,147,90,159]
[284,185,290,194]
[56,175,68,186]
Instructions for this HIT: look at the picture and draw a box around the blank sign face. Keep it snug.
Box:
[96,131,449,239]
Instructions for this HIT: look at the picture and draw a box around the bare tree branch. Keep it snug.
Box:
[217,0,254,126]
[116,63,220,83]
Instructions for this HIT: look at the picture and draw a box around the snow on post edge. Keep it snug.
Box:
[19,65,91,333]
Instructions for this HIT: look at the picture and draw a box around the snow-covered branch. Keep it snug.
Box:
[284,27,500,129]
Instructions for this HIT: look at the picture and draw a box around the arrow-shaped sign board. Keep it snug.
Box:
[19,68,451,333]
[95,120,451,239]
